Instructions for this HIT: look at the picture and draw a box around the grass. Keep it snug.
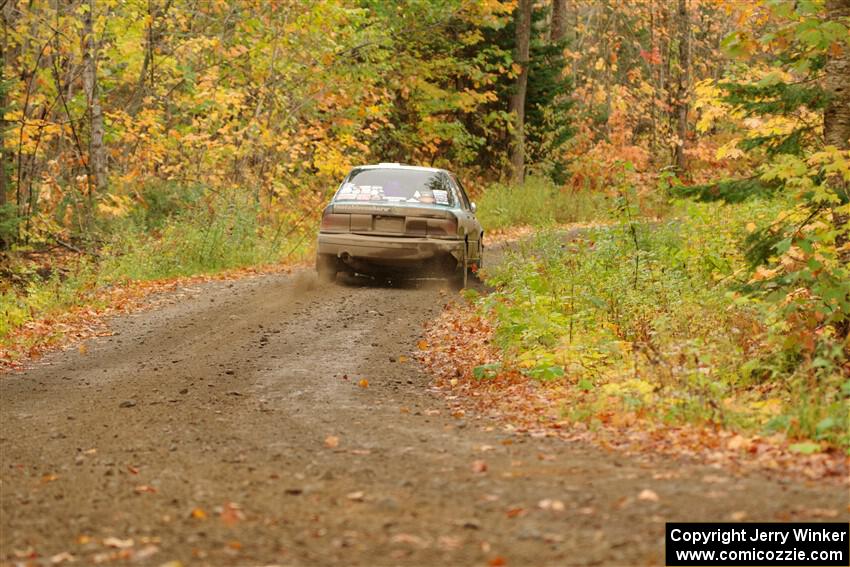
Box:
[476,176,612,230]
[100,196,310,281]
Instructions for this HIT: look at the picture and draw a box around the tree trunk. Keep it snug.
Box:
[82,0,106,200]
[509,0,532,184]
[649,0,657,160]
[551,0,567,43]
[0,4,8,215]
[673,0,689,174]
[824,0,850,267]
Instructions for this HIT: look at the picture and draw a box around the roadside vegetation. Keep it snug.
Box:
[476,193,846,449]
[1,193,313,361]
[475,177,611,229]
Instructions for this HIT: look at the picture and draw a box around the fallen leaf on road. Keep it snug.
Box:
[730,511,748,521]
[103,537,134,549]
[127,465,139,475]
[324,435,340,448]
[538,499,565,511]
[135,545,160,560]
[78,344,87,355]
[398,355,409,363]
[226,541,242,550]
[417,339,429,351]
[50,552,74,564]
[505,507,526,518]
[219,502,244,525]
[190,507,207,520]
[42,473,58,483]
[652,471,679,480]
[638,489,659,502]
[346,491,365,501]
[76,535,91,545]
[358,379,369,388]
[134,485,157,494]
[798,507,839,519]
[438,535,464,550]
[12,548,37,559]
[390,533,428,548]
[489,556,507,566]
[472,460,488,474]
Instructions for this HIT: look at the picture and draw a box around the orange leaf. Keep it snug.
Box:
[220,502,244,525]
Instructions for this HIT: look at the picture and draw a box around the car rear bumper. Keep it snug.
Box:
[317,232,464,267]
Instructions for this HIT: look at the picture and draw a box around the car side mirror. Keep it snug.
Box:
[470,202,477,213]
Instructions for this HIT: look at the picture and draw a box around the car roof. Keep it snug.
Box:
[351,163,448,174]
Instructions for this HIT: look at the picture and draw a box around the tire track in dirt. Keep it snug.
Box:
[1,270,844,566]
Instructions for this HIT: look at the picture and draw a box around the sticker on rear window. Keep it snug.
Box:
[334,169,457,207]
[337,183,358,198]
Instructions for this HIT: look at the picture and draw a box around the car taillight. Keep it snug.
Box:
[426,215,458,236]
[320,208,350,233]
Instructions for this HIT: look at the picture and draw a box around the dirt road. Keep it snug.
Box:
[1,270,844,566]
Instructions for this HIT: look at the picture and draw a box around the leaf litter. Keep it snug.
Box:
[417,300,848,482]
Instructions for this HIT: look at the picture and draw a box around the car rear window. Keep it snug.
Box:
[334,168,457,207]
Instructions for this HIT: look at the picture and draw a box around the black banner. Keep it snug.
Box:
[666,523,849,566]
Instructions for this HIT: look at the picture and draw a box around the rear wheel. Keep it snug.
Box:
[451,248,469,289]
[470,240,483,282]
[316,254,338,283]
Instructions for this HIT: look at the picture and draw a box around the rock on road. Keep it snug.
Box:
[0,270,844,566]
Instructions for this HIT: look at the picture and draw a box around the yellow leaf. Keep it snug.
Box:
[358,378,369,388]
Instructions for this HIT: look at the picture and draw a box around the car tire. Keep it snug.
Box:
[451,248,468,289]
[470,240,483,282]
[316,254,338,283]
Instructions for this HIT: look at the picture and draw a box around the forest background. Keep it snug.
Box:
[1,0,849,451]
